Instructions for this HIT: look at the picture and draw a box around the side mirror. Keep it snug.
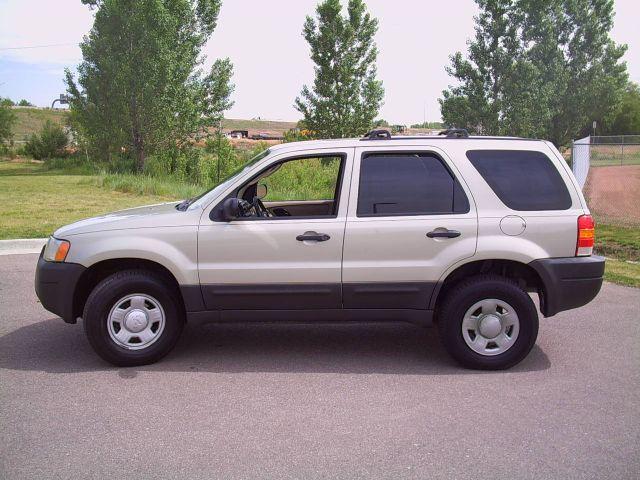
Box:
[256,183,268,199]
[221,197,241,221]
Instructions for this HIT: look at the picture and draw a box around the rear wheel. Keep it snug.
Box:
[437,275,538,370]
[83,270,184,366]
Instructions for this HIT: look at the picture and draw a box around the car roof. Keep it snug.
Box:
[267,135,548,153]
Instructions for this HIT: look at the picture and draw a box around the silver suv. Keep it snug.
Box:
[35,130,605,369]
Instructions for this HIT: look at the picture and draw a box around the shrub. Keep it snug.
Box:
[43,156,98,175]
[144,147,204,184]
[204,135,240,183]
[0,101,16,146]
[283,128,313,143]
[24,121,69,160]
[108,155,137,174]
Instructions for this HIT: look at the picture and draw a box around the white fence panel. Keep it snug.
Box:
[572,136,590,188]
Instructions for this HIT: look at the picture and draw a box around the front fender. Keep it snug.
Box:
[64,227,198,285]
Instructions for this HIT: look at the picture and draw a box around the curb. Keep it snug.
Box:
[0,238,48,256]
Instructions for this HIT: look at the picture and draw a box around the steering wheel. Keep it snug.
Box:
[252,197,271,217]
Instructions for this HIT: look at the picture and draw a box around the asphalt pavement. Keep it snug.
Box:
[1,253,639,479]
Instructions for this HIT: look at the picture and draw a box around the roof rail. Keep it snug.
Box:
[438,128,469,138]
[362,129,392,140]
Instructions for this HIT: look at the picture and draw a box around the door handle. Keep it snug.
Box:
[427,229,461,239]
[296,231,331,242]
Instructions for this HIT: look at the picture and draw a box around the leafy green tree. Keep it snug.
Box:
[17,99,34,107]
[603,82,640,135]
[65,0,234,171]
[24,120,69,160]
[295,0,384,138]
[0,98,14,107]
[0,99,16,146]
[440,0,628,146]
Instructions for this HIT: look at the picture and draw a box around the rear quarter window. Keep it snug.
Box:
[466,149,572,211]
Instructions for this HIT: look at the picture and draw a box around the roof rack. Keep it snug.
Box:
[362,129,392,140]
[438,128,469,138]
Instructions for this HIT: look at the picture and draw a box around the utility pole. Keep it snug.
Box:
[423,101,426,127]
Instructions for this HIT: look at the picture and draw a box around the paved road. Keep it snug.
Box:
[1,253,639,480]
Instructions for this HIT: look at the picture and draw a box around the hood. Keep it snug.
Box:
[54,201,200,237]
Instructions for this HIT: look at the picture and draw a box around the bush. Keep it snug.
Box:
[24,121,69,160]
[0,101,16,146]
[283,128,313,143]
[144,147,205,184]
[43,156,98,175]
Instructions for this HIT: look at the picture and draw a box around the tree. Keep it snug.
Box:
[440,0,628,146]
[0,99,16,146]
[295,0,384,138]
[24,121,69,160]
[65,0,234,171]
[604,82,640,135]
[17,99,34,107]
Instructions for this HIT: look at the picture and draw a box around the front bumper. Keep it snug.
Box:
[529,255,605,317]
[34,248,86,324]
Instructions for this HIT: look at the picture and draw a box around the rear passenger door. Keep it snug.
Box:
[342,146,477,309]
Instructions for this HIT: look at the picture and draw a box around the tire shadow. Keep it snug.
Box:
[0,318,551,375]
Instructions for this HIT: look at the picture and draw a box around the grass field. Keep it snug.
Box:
[0,161,176,239]
[594,223,640,287]
[589,144,640,167]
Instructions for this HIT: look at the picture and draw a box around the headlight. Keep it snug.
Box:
[43,237,70,262]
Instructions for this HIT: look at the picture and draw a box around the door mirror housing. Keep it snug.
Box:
[256,183,268,199]
[221,197,241,221]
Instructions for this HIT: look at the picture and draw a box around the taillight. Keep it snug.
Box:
[576,214,595,256]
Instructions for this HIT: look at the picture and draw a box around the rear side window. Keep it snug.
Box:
[357,153,470,216]
[466,150,572,211]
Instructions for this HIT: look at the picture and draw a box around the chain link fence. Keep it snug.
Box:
[571,135,640,227]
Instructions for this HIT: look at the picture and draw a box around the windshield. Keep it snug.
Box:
[186,148,271,209]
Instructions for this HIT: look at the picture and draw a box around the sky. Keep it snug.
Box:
[0,0,638,124]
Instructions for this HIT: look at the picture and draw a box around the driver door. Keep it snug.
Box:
[197,148,354,310]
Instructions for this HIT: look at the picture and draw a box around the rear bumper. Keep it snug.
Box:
[529,256,605,317]
[34,248,86,324]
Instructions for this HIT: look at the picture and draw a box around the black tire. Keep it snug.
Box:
[437,274,538,370]
[83,270,185,367]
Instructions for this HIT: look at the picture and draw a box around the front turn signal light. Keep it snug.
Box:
[43,237,71,262]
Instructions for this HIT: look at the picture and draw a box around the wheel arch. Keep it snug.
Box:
[72,258,185,321]
[430,259,547,316]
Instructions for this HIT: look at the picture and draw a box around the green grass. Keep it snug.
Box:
[90,173,203,199]
[595,223,640,261]
[603,259,640,288]
[594,223,640,287]
[589,146,640,167]
[0,160,175,239]
[263,156,341,201]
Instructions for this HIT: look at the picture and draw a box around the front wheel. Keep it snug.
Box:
[437,275,539,370]
[83,270,185,366]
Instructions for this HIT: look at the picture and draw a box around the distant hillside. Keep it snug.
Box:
[222,118,297,136]
[10,107,433,141]
[11,108,68,142]
[9,108,298,141]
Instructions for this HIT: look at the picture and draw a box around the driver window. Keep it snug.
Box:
[241,155,344,218]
